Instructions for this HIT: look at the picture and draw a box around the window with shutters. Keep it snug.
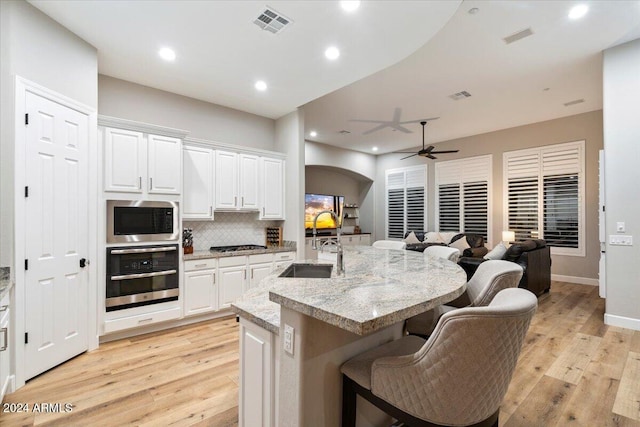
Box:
[503,141,585,256]
[435,155,492,244]
[385,166,427,239]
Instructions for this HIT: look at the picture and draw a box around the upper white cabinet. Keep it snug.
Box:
[215,150,259,211]
[183,144,215,220]
[260,157,285,220]
[101,117,187,196]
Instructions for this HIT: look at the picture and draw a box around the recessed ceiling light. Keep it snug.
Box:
[255,80,267,91]
[568,4,588,20]
[372,147,378,152]
[341,1,360,12]
[325,46,340,60]
[309,131,317,137]
[468,7,479,15]
[158,47,176,61]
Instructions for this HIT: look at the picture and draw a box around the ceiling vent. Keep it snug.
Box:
[564,99,585,107]
[338,130,351,135]
[253,6,292,34]
[449,91,472,101]
[503,28,534,44]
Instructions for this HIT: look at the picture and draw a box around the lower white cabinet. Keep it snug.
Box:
[103,304,181,334]
[239,317,277,427]
[0,292,12,401]
[219,256,248,309]
[184,259,218,316]
[273,251,296,269]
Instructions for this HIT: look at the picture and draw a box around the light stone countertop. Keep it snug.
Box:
[231,246,467,336]
[0,267,12,300]
[184,245,295,261]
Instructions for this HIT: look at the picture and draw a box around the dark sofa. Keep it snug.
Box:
[458,239,551,296]
[404,232,488,258]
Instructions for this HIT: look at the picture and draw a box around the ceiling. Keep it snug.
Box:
[29,1,640,155]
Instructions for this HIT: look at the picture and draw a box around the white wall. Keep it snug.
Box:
[375,111,603,281]
[275,110,305,258]
[603,38,640,331]
[305,141,376,181]
[99,75,275,151]
[0,0,98,269]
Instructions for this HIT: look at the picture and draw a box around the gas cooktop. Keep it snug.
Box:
[209,244,267,253]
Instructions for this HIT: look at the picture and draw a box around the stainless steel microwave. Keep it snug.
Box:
[107,200,179,243]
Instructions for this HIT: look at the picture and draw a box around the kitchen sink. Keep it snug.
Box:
[278,263,333,278]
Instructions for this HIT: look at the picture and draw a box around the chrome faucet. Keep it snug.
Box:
[312,210,344,275]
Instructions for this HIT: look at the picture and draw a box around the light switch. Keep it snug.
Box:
[609,235,633,246]
[616,222,625,232]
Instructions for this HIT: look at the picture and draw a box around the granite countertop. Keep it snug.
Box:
[184,245,296,261]
[231,246,467,336]
[0,267,12,300]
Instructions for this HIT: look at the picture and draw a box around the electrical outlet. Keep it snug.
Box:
[284,324,294,355]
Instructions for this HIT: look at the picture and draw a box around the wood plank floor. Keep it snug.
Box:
[2,282,640,426]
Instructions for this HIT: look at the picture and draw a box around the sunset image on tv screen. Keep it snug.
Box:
[305,194,340,229]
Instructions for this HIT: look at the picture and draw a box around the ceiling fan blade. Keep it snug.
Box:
[400,153,418,160]
[348,119,391,123]
[393,151,420,154]
[425,145,435,152]
[430,150,459,154]
[362,123,388,135]
[427,154,437,160]
[390,124,412,133]
[397,117,440,125]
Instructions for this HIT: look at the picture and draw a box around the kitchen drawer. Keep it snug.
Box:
[249,253,274,264]
[103,306,181,334]
[185,259,217,271]
[273,251,295,262]
[219,255,248,268]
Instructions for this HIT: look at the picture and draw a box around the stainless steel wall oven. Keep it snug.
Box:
[107,200,179,243]
[106,244,179,311]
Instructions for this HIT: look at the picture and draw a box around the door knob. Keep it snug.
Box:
[80,258,88,268]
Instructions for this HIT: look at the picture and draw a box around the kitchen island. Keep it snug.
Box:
[231,245,467,427]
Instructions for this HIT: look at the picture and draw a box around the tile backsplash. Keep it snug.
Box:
[184,212,283,250]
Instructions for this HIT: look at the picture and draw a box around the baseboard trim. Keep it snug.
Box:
[604,313,640,331]
[551,274,598,286]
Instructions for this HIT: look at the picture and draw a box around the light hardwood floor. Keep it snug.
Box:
[1,282,640,426]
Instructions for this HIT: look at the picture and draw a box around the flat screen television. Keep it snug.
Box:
[304,193,344,232]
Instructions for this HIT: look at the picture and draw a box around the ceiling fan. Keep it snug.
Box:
[394,121,459,160]
[349,107,439,135]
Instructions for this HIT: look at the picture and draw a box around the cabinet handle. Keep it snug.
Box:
[138,176,142,189]
[0,305,7,312]
[149,177,153,191]
[213,273,216,284]
[138,318,153,324]
[244,270,246,280]
[0,328,6,351]
[262,207,265,216]
[241,196,244,207]
[209,206,213,216]
[234,196,237,207]
[251,269,254,279]
[195,263,207,268]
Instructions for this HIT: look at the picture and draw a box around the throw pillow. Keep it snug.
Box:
[424,232,444,244]
[403,231,421,244]
[449,236,471,252]
[439,232,458,245]
[484,242,508,260]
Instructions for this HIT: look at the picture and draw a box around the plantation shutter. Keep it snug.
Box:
[504,141,584,256]
[435,155,491,241]
[385,166,427,238]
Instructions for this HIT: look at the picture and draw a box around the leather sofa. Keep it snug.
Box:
[458,239,551,297]
[404,232,489,258]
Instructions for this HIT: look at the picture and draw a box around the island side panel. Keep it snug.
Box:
[278,306,403,426]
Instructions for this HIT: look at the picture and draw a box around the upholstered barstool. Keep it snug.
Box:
[405,260,523,337]
[424,245,461,262]
[372,240,407,250]
[341,288,537,427]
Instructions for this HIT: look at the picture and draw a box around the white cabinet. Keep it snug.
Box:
[103,126,181,195]
[273,251,295,269]
[260,157,285,220]
[215,151,259,211]
[219,256,248,308]
[183,145,215,220]
[184,259,218,316]
[249,263,272,289]
[0,292,12,401]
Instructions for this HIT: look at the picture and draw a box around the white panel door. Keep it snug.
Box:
[215,150,238,209]
[24,91,89,380]
[183,145,214,219]
[260,158,284,219]
[148,134,181,195]
[184,269,217,316]
[239,154,259,210]
[219,266,246,308]
[103,127,145,193]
